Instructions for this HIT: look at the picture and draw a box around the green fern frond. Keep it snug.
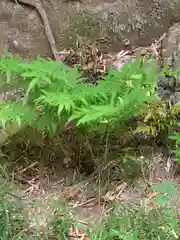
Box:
[0,53,23,84]
[35,91,75,114]
[0,52,159,138]
[21,58,80,87]
[35,113,58,135]
[0,53,22,74]
[72,83,108,103]
[116,86,156,121]
[0,102,35,127]
[69,104,117,126]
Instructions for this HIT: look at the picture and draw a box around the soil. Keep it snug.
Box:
[14,149,179,236]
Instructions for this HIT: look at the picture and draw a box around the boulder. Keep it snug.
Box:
[161,23,180,103]
[1,0,180,59]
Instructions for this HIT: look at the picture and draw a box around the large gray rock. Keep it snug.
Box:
[157,23,180,103]
[163,23,180,58]
[0,0,51,58]
[1,0,180,59]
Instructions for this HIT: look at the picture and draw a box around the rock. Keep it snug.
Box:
[162,23,180,58]
[172,91,180,104]
[0,0,52,59]
[158,73,170,88]
[1,0,180,59]
[162,23,180,80]
[160,22,180,102]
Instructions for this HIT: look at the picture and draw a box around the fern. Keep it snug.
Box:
[0,102,35,127]
[0,52,158,141]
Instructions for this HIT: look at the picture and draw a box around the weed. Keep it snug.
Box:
[88,180,179,240]
[0,180,28,239]
[87,205,179,239]
[0,181,74,239]
[0,176,179,239]
[169,122,180,162]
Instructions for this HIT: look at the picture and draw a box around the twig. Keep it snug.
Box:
[74,197,96,208]
[19,161,38,174]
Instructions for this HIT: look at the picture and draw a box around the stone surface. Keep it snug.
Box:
[157,23,180,103]
[163,23,180,58]
[1,0,180,59]
[0,0,52,59]
[1,0,180,103]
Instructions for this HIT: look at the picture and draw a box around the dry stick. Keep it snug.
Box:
[14,0,63,61]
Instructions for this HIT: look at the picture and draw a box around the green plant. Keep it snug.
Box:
[0,177,179,239]
[88,205,179,240]
[151,180,178,206]
[45,199,73,240]
[0,53,157,144]
[0,180,74,239]
[169,122,180,162]
[135,100,170,136]
[0,180,29,240]
[87,181,179,240]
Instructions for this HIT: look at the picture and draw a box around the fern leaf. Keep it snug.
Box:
[0,102,35,126]
[0,53,22,76]
[26,77,40,94]
[35,113,58,135]
[70,104,116,126]
[35,91,75,114]
[57,105,64,116]
[6,71,11,84]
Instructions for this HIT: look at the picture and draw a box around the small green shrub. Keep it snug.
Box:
[0,52,157,142]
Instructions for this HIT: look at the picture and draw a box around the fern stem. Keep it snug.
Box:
[104,126,110,163]
[58,136,72,163]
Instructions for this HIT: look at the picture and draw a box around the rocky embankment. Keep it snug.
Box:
[0,0,180,102]
[0,0,180,56]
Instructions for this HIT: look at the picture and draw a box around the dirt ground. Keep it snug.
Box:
[13,150,179,236]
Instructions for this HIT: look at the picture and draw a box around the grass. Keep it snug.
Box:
[0,177,179,240]
[89,204,179,240]
[0,180,27,240]
[0,134,179,240]
[0,126,179,240]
